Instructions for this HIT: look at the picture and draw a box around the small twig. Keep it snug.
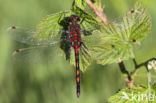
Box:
[131,58,156,75]
[86,0,108,24]
[118,58,156,87]
[125,78,134,87]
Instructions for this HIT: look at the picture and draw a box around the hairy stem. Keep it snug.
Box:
[86,0,108,24]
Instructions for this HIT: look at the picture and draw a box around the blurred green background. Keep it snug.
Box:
[0,0,155,103]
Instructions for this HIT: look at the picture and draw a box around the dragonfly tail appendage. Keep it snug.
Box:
[74,47,80,98]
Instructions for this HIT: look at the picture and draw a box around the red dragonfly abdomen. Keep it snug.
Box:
[70,30,81,98]
[68,15,81,98]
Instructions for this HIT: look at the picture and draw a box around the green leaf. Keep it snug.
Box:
[120,2,151,42]
[92,2,151,65]
[92,41,133,65]
[90,23,133,65]
[108,85,156,103]
[69,44,92,72]
[34,10,72,40]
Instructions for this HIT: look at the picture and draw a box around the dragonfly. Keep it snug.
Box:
[7,6,102,98]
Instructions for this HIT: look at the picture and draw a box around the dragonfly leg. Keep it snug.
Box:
[81,29,92,35]
[79,41,83,47]
[80,16,86,24]
[80,6,87,24]
[62,30,69,34]
[80,13,86,24]
[80,42,88,50]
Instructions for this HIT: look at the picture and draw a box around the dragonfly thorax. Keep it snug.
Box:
[68,15,81,48]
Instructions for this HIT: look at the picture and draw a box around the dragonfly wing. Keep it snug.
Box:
[7,10,72,45]
[7,26,61,45]
[12,44,66,64]
[79,43,92,72]
[69,43,92,72]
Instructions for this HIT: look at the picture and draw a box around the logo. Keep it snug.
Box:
[122,92,155,102]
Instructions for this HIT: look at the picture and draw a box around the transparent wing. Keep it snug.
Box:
[69,43,92,72]
[7,26,72,64]
[6,26,64,45]
[11,45,66,64]
[6,10,72,45]
[79,43,92,72]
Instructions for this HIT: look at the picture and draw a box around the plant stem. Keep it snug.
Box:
[118,58,156,87]
[86,0,108,24]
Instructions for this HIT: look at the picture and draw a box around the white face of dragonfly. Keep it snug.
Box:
[68,15,80,25]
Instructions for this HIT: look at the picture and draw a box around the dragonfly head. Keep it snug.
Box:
[68,15,80,24]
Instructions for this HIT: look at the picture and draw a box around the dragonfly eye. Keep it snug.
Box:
[69,15,80,22]
[12,26,16,29]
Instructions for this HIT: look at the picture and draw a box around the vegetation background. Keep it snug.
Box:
[0,0,155,103]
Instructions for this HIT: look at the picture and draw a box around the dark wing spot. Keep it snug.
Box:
[131,10,135,14]
[16,49,20,53]
[132,39,136,42]
[12,26,16,29]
